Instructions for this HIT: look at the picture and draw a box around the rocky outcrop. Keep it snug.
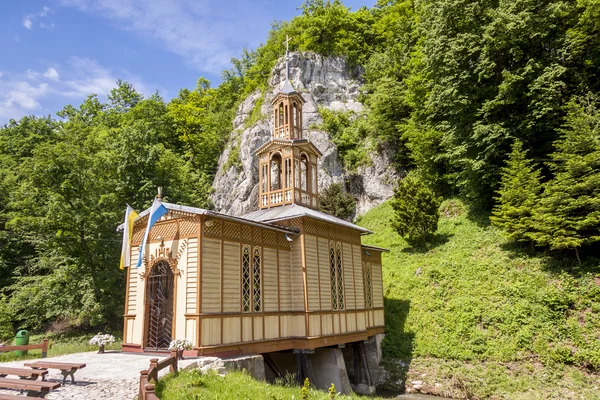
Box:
[211,52,399,217]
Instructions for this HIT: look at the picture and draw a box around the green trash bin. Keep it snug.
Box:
[15,329,30,356]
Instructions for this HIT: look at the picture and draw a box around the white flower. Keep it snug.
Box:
[168,339,192,351]
[89,333,116,347]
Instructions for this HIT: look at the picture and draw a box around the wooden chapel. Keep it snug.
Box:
[120,51,387,357]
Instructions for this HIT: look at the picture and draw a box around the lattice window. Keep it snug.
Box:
[363,262,373,309]
[253,247,262,312]
[336,243,345,310]
[329,241,339,310]
[242,245,251,313]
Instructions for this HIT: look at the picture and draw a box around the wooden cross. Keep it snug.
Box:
[284,35,292,53]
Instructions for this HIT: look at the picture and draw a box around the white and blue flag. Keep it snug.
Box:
[136,197,168,268]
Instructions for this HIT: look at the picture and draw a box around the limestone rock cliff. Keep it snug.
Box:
[211,52,399,217]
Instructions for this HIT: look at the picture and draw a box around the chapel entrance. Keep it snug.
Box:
[144,260,174,350]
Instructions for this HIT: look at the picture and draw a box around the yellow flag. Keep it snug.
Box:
[120,205,139,270]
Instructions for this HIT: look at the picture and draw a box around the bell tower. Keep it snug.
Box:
[256,36,322,210]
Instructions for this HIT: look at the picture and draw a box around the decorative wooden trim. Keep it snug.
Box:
[300,223,310,336]
[197,215,203,347]
[315,236,322,335]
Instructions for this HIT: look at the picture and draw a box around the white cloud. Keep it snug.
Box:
[59,0,241,73]
[23,6,54,30]
[0,59,163,124]
[44,68,60,81]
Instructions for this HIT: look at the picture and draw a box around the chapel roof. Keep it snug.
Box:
[241,203,372,234]
[117,202,298,235]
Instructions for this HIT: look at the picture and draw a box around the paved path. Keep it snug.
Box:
[0,351,203,399]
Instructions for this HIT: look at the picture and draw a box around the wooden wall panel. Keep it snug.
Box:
[253,316,264,341]
[126,319,135,343]
[263,247,279,312]
[342,243,355,310]
[372,264,384,308]
[291,239,304,311]
[356,311,366,331]
[321,314,332,335]
[202,318,221,346]
[317,238,331,310]
[185,318,197,345]
[278,250,292,311]
[242,317,253,342]
[304,235,320,311]
[374,309,385,326]
[340,313,347,333]
[222,241,241,312]
[308,314,320,337]
[264,316,279,340]
[223,317,241,344]
[201,238,221,312]
[346,312,356,332]
[352,245,364,309]
[333,314,340,334]
[293,315,306,336]
[186,238,198,314]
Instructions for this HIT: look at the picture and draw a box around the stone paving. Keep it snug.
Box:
[0,351,204,399]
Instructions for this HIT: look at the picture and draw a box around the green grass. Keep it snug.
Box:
[355,199,600,399]
[156,369,381,400]
[0,331,122,362]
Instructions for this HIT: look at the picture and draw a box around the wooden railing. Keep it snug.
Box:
[0,339,49,358]
[139,350,178,400]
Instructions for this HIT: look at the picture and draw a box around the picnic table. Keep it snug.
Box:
[0,376,60,398]
[24,361,86,385]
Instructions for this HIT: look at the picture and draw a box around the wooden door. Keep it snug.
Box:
[145,261,174,350]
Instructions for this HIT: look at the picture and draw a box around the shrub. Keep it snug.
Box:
[390,175,442,241]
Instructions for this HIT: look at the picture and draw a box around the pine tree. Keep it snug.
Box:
[319,183,356,221]
[531,95,600,263]
[490,140,542,244]
[391,175,442,241]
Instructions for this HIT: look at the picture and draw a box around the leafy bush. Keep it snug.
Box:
[390,175,442,241]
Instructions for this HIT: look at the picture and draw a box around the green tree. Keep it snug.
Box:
[490,140,542,244]
[531,95,600,263]
[391,174,442,241]
[319,183,356,220]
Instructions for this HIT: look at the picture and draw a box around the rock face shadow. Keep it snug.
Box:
[401,233,453,254]
[379,298,414,395]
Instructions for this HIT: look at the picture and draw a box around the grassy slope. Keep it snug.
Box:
[0,332,122,362]
[156,369,383,400]
[356,200,600,399]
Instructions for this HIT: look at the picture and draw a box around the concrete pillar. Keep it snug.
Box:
[309,348,352,394]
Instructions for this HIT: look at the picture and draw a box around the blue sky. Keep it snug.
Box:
[0,0,375,124]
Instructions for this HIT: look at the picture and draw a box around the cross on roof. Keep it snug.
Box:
[284,35,292,54]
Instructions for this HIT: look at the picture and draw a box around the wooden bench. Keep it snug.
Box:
[24,362,86,385]
[0,367,48,380]
[0,377,60,398]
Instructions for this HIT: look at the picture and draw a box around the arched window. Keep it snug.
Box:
[242,245,251,313]
[253,247,262,312]
[279,103,284,128]
[363,262,373,309]
[292,103,298,138]
[311,166,317,193]
[261,164,268,192]
[284,159,291,188]
[294,159,300,188]
[270,154,282,191]
[329,241,339,310]
[336,243,344,310]
[300,154,308,191]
